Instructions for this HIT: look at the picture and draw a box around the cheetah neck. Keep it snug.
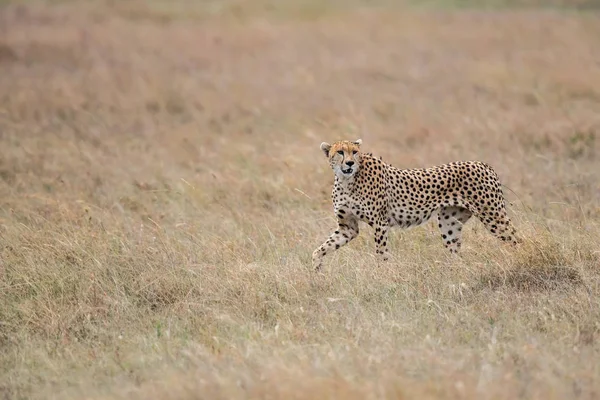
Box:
[334,171,359,191]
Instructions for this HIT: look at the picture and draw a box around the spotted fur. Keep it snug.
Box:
[312,139,519,271]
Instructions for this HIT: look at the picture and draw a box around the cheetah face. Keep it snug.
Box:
[320,139,362,179]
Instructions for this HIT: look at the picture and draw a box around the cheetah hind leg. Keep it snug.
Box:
[482,213,521,246]
[437,206,472,254]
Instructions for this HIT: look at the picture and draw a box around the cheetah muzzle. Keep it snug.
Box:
[312,138,520,272]
[341,165,354,175]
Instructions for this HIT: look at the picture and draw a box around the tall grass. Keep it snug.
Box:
[1,2,600,399]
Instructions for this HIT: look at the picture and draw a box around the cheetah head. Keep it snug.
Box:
[320,139,362,179]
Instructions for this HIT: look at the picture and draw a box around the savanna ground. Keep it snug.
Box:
[1,0,600,399]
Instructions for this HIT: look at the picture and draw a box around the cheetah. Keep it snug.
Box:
[312,139,519,271]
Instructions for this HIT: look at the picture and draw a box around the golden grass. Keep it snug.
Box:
[1,1,600,399]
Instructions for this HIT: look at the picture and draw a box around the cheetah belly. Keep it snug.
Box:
[389,208,435,229]
[388,194,438,229]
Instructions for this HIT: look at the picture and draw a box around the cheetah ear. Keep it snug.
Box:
[353,139,362,147]
[320,142,331,157]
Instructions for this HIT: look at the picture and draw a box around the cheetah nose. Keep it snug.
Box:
[345,161,354,166]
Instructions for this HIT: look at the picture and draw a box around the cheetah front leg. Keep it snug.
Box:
[373,221,390,263]
[312,217,359,271]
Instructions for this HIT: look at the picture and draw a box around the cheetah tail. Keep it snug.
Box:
[501,184,529,212]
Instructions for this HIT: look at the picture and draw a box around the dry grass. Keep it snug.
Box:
[1,1,600,399]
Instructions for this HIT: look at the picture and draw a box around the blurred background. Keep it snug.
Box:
[1,1,600,399]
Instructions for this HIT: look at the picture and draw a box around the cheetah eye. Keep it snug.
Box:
[352,150,358,155]
[337,150,344,155]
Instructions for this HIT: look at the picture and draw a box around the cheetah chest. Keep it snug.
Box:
[333,187,383,226]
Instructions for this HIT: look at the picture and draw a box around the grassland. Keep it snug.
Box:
[1,1,600,399]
